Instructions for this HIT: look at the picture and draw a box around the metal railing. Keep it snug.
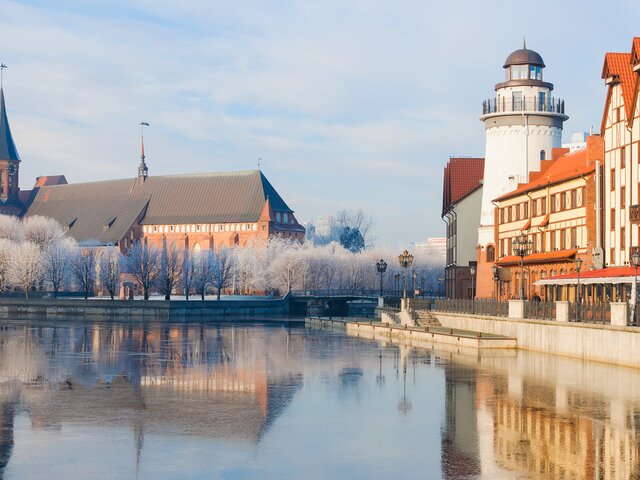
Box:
[568,302,611,324]
[524,301,556,320]
[482,96,565,115]
[433,298,508,317]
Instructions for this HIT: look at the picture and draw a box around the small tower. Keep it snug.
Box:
[138,122,149,182]
[478,44,568,244]
[0,85,21,207]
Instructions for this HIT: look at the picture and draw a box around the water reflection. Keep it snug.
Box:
[0,320,638,478]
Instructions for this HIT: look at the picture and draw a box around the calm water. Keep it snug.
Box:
[0,319,638,479]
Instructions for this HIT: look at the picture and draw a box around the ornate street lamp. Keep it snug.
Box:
[633,251,640,326]
[575,257,583,322]
[512,233,532,300]
[412,270,418,297]
[470,265,476,299]
[491,264,499,301]
[376,259,387,297]
[398,250,414,299]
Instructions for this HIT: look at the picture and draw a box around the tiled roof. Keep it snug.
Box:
[494,149,593,202]
[496,248,578,267]
[0,89,20,161]
[441,157,484,215]
[602,52,637,123]
[23,170,296,245]
[536,266,636,285]
[34,175,68,187]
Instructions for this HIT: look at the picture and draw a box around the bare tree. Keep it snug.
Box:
[126,241,160,300]
[72,248,97,300]
[100,248,121,300]
[182,249,196,300]
[193,250,214,300]
[211,247,234,300]
[335,209,375,247]
[158,241,182,301]
[43,238,76,297]
[8,242,43,299]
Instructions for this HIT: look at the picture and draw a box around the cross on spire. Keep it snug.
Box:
[138,122,149,180]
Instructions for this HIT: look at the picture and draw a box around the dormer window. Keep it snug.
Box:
[276,212,282,222]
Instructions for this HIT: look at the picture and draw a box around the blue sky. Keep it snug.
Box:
[1,0,639,246]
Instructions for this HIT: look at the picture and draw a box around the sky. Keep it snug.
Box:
[1,0,639,247]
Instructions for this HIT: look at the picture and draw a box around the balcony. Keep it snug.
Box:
[630,204,640,224]
[482,96,565,116]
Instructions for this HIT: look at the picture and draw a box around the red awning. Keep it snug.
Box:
[536,266,637,286]
[538,213,550,227]
[521,219,532,231]
[496,248,578,267]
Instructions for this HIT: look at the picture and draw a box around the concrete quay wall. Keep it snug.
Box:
[434,312,640,368]
[306,317,516,350]
[0,297,289,320]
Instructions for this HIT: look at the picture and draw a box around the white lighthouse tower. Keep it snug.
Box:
[477,44,568,248]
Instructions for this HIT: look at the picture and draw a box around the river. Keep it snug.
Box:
[0,318,637,479]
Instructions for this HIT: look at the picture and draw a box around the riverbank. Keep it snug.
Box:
[306,317,516,351]
[433,310,640,369]
[0,296,290,320]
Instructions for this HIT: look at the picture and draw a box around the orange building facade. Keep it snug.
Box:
[476,136,604,300]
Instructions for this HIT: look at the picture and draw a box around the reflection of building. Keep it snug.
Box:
[441,158,484,298]
[0,87,304,248]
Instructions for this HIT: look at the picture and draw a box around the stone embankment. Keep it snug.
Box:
[433,311,640,369]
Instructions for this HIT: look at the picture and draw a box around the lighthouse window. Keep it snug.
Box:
[540,150,546,161]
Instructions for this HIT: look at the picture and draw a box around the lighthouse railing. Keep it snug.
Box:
[482,97,565,115]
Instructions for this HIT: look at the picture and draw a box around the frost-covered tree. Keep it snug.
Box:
[72,248,97,299]
[126,242,160,300]
[193,250,214,300]
[0,239,16,292]
[211,247,234,300]
[158,241,182,301]
[8,242,43,298]
[43,237,76,297]
[100,248,121,300]
[0,216,23,243]
[182,249,196,300]
[22,216,65,250]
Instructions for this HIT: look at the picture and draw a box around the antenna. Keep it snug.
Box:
[523,37,527,50]
[0,64,7,89]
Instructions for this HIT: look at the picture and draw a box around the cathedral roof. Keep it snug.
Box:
[441,157,484,216]
[0,89,20,162]
[23,170,295,245]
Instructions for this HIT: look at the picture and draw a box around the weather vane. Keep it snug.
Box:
[0,64,7,89]
[140,122,149,160]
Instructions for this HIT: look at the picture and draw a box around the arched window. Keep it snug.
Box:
[540,150,546,161]
[486,245,495,262]
[193,243,201,260]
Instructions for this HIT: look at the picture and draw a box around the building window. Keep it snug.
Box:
[560,229,566,250]
[508,207,512,222]
[523,202,528,219]
[283,213,289,223]
[621,147,626,168]
[276,212,282,222]
[550,194,556,213]
[571,227,577,248]
[540,150,546,161]
[621,227,626,249]
[515,204,520,221]
[487,245,495,262]
[550,231,556,250]
[611,209,616,230]
[500,208,505,223]
[153,226,157,232]
[570,189,577,209]
[621,186,626,209]
[611,169,615,190]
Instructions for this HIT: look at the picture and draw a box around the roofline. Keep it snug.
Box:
[494,169,594,203]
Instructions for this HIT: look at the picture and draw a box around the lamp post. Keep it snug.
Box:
[412,271,418,297]
[633,251,640,326]
[394,273,401,295]
[512,233,532,300]
[575,257,583,322]
[398,250,414,299]
[491,265,499,301]
[376,259,387,297]
[470,266,476,299]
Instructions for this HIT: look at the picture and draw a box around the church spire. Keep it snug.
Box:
[138,122,149,181]
[0,80,20,162]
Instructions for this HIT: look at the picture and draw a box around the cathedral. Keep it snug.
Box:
[0,87,305,251]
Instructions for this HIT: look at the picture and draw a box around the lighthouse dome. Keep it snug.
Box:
[503,48,545,68]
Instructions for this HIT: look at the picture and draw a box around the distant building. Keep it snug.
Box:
[442,157,484,299]
[413,237,446,264]
[562,131,588,153]
[0,87,305,251]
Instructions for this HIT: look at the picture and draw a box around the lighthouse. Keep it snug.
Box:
[475,44,568,297]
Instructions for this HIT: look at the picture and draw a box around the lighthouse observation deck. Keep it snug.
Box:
[482,96,565,116]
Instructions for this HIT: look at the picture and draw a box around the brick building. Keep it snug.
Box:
[441,157,484,298]
[0,87,305,250]
[480,136,603,301]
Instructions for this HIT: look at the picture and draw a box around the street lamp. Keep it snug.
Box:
[491,264,499,301]
[412,271,418,297]
[512,233,532,300]
[575,257,583,322]
[632,251,640,326]
[470,265,476,299]
[394,273,401,294]
[376,259,387,297]
[398,250,414,299]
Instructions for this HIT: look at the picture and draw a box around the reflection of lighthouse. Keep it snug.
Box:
[476,44,568,297]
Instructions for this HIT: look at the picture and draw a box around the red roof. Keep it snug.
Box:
[602,52,637,123]
[442,157,484,215]
[545,266,635,281]
[494,149,593,202]
[496,248,578,267]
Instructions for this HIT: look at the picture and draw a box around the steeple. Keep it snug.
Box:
[138,122,149,181]
[0,88,20,162]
